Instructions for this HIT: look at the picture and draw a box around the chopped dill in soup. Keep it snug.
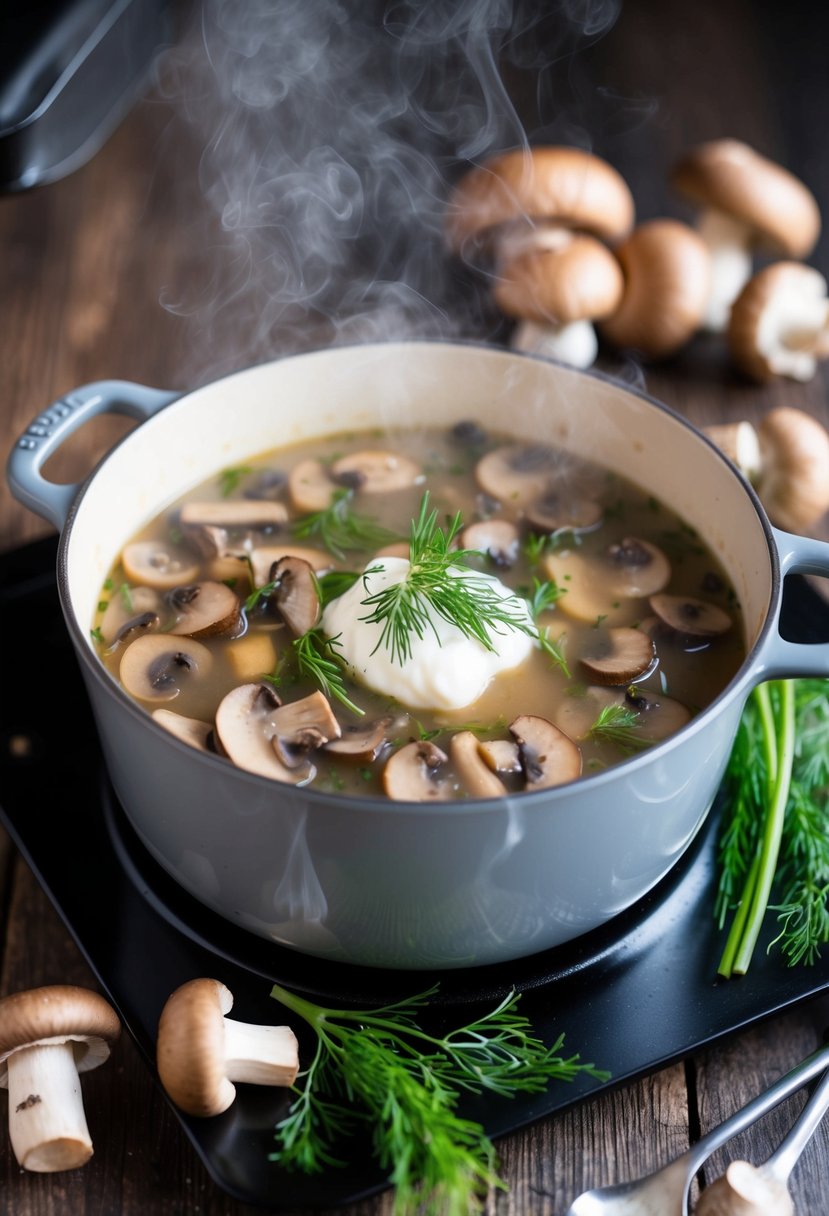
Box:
[91,423,746,800]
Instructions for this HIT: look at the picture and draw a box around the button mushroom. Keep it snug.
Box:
[383,740,452,801]
[215,685,340,783]
[121,540,200,590]
[445,145,634,260]
[99,585,161,646]
[670,139,821,331]
[728,262,829,383]
[495,231,624,369]
[288,458,338,514]
[543,538,671,625]
[330,450,422,494]
[579,626,656,685]
[0,985,120,1172]
[179,500,288,557]
[152,709,218,753]
[156,978,299,1118]
[323,716,396,763]
[120,634,213,702]
[704,406,829,533]
[509,715,581,790]
[478,738,523,775]
[250,544,333,586]
[459,519,521,567]
[475,443,556,509]
[261,556,321,637]
[598,218,712,359]
[649,593,732,638]
[449,731,507,797]
[168,580,242,639]
[524,489,603,535]
[555,685,691,745]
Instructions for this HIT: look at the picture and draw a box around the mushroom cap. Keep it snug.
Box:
[493,233,624,326]
[156,978,236,1117]
[755,405,829,532]
[121,540,200,590]
[0,986,120,1085]
[509,715,581,789]
[598,218,712,358]
[728,261,829,383]
[168,580,242,639]
[119,633,214,702]
[329,449,422,495]
[383,740,452,801]
[445,145,635,254]
[670,139,820,257]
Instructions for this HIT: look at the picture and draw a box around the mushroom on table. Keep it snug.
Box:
[445,145,634,366]
[156,978,299,1118]
[669,138,821,332]
[704,406,829,534]
[0,985,121,1172]
[598,218,712,359]
[728,262,829,383]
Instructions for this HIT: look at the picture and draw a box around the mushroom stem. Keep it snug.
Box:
[511,317,598,368]
[222,1018,300,1087]
[6,1042,92,1172]
[704,421,762,484]
[696,208,754,332]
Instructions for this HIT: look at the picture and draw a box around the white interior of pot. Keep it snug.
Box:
[64,341,773,649]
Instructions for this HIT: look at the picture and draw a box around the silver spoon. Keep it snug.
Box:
[693,1065,829,1215]
[562,1041,829,1216]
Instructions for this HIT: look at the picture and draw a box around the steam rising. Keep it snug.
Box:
[155,0,623,380]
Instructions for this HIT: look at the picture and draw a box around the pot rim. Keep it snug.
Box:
[55,336,780,814]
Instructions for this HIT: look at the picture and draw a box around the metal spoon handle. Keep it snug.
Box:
[765,1066,829,1182]
[685,1040,829,1174]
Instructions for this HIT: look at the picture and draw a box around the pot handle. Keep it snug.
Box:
[7,380,179,531]
[757,528,829,679]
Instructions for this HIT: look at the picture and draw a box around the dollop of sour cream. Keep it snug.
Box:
[322,556,535,711]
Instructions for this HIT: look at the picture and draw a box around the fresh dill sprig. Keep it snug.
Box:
[518,576,563,617]
[588,703,650,752]
[292,630,364,716]
[716,678,829,975]
[293,488,401,560]
[218,464,254,497]
[269,983,608,1216]
[315,569,361,606]
[360,493,556,667]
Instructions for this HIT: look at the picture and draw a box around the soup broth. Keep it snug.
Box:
[92,423,745,800]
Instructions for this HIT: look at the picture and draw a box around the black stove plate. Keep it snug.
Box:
[2,535,829,1209]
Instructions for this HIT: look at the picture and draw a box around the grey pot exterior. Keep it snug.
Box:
[10,341,829,969]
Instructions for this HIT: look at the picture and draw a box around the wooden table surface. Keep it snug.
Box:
[3,0,829,1212]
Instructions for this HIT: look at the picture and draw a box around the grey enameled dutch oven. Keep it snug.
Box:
[9,341,829,970]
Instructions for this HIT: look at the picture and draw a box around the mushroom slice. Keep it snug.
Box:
[555,685,690,745]
[0,985,121,1172]
[604,538,672,597]
[152,709,218,753]
[250,545,332,586]
[330,449,421,494]
[544,538,670,622]
[459,519,520,567]
[449,731,507,798]
[509,715,581,790]
[383,741,452,802]
[157,978,299,1118]
[265,556,321,637]
[525,491,603,535]
[649,593,733,638]
[216,683,311,783]
[180,500,288,530]
[289,459,337,514]
[579,627,656,686]
[121,540,200,590]
[168,581,242,639]
[324,717,394,763]
[120,634,213,702]
[478,739,523,775]
[270,691,341,768]
[475,444,556,508]
[99,585,162,645]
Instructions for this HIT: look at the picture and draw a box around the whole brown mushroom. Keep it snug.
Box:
[670,138,821,332]
[156,978,299,1118]
[728,262,829,383]
[705,406,829,534]
[0,985,121,1172]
